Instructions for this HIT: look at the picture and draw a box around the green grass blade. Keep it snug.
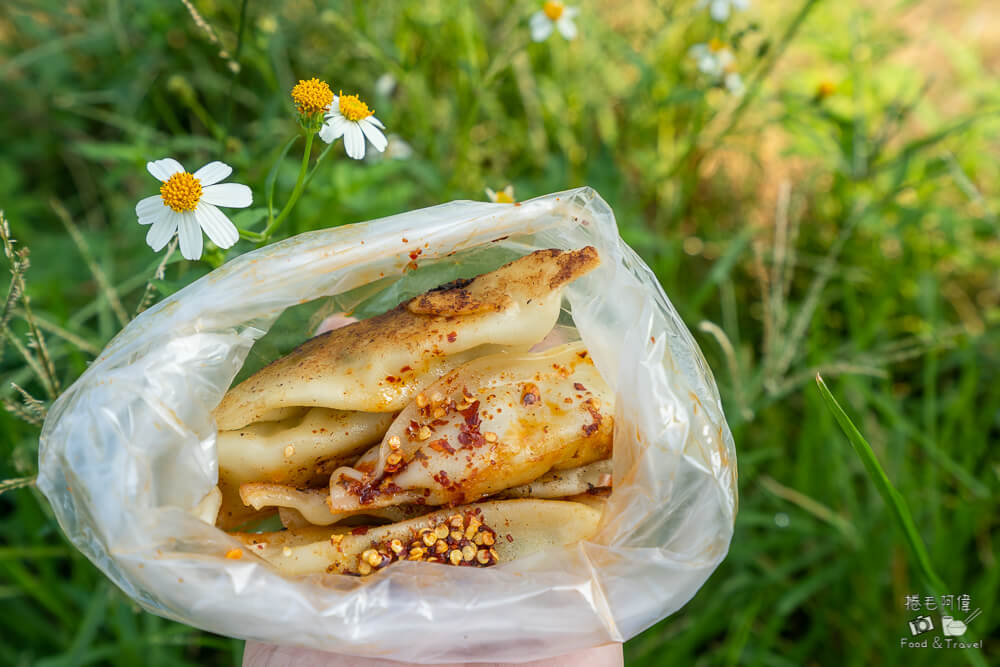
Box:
[815,375,945,593]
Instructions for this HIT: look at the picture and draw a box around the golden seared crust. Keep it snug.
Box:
[407,246,599,316]
[212,247,601,430]
[327,343,615,512]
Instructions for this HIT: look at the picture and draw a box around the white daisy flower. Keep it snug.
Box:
[530,2,579,42]
[689,39,735,76]
[689,40,744,95]
[485,185,516,203]
[695,0,750,23]
[135,158,252,260]
[319,92,387,160]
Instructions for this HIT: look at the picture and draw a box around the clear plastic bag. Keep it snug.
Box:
[38,187,737,663]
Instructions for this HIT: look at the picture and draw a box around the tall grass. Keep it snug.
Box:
[1,0,997,664]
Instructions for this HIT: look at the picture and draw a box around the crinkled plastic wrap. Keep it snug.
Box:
[38,187,737,663]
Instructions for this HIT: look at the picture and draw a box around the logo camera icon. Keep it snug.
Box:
[908,615,934,636]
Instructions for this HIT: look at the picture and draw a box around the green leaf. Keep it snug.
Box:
[230,208,267,231]
[814,375,945,594]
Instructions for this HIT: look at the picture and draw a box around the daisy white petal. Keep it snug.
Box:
[146,213,178,252]
[556,16,577,40]
[725,72,745,95]
[193,161,233,186]
[195,203,239,249]
[201,183,252,208]
[147,158,185,182]
[343,123,366,160]
[733,0,751,9]
[710,0,730,21]
[563,6,580,18]
[177,212,203,260]
[698,55,720,76]
[688,44,709,59]
[138,205,168,228]
[366,114,386,130]
[530,13,554,42]
[319,114,349,144]
[359,118,388,153]
[136,195,166,221]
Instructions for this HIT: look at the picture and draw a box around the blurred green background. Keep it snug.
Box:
[1,0,998,664]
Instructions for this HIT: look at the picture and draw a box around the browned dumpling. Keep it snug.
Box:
[212,247,600,430]
[215,408,393,529]
[232,499,602,577]
[238,483,428,527]
[326,343,614,512]
[497,459,612,499]
[238,459,612,526]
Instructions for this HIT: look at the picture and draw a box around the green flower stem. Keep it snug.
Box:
[301,140,335,192]
[260,130,315,242]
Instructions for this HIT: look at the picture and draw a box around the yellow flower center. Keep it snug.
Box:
[494,191,514,204]
[291,78,334,115]
[543,1,564,21]
[817,81,836,99]
[159,172,203,212]
[339,92,374,122]
[708,38,726,52]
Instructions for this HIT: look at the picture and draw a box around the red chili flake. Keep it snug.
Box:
[409,248,422,260]
[351,526,369,535]
[506,534,514,542]
[406,261,419,271]
[400,365,412,373]
[459,400,481,428]
[385,375,399,383]
[577,351,588,359]
[429,438,455,455]
[459,429,485,448]
[573,383,586,391]
[358,484,379,505]
[402,237,409,243]
[447,331,457,343]
[432,470,455,489]
[384,458,408,475]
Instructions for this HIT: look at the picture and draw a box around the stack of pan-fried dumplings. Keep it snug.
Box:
[210,247,615,576]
